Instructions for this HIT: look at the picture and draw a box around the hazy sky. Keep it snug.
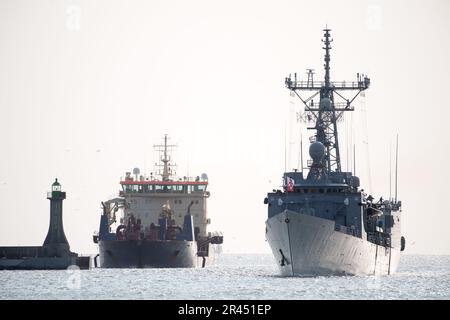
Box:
[0,0,449,254]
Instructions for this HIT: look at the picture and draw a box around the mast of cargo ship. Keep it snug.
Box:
[153,134,177,181]
[285,28,370,180]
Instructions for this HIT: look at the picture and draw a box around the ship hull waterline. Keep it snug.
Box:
[98,239,215,268]
[265,209,400,277]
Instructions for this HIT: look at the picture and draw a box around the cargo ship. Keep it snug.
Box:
[94,135,223,268]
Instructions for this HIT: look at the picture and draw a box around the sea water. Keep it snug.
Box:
[0,254,449,300]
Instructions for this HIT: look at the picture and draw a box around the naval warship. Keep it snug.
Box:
[264,29,405,276]
[94,135,223,268]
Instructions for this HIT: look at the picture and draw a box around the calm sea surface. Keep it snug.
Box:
[0,254,449,300]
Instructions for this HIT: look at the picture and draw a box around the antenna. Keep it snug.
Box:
[395,134,399,203]
[186,155,190,180]
[296,122,304,171]
[306,69,315,88]
[284,126,287,173]
[389,144,392,201]
[153,134,177,181]
[300,132,304,171]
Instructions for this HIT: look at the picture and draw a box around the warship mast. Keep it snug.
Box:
[286,28,370,179]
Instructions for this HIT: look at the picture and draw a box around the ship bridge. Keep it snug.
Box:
[120,179,208,195]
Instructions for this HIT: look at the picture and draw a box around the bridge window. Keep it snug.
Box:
[144,185,154,192]
[173,185,184,192]
[188,184,207,193]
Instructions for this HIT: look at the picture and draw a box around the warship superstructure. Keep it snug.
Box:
[264,29,405,276]
[94,135,223,268]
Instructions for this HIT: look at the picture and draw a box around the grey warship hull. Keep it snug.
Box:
[98,240,215,268]
[266,210,400,276]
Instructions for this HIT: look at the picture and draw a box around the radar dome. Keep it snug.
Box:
[309,142,325,163]
[133,167,140,175]
[319,97,332,110]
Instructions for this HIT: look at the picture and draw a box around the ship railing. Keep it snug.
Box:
[305,101,354,111]
[367,232,391,247]
[334,224,360,238]
[286,80,370,90]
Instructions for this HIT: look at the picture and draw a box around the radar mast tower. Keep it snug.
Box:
[285,28,370,178]
[153,134,177,181]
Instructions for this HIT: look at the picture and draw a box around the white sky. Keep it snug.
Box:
[0,0,449,254]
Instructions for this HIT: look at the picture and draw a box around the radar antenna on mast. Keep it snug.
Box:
[285,28,371,179]
[153,134,177,181]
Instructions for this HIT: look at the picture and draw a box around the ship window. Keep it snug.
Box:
[190,184,207,193]
[319,189,324,193]
[144,185,153,193]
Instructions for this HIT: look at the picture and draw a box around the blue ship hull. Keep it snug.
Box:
[98,239,205,268]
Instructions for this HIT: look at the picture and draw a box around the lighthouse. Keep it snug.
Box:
[43,178,71,257]
[0,178,90,269]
